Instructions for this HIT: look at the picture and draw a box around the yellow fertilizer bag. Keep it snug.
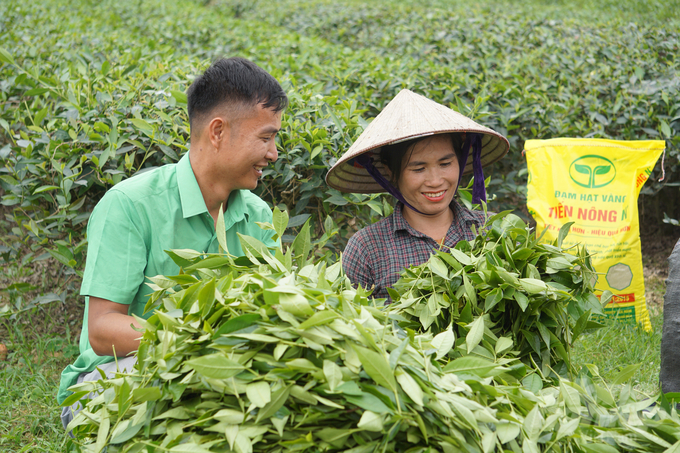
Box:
[525,138,665,330]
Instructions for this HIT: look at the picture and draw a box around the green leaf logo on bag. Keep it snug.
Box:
[569,155,616,189]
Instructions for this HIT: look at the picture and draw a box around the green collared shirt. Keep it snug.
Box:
[58,153,275,403]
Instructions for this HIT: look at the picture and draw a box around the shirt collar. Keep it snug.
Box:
[177,152,251,226]
[390,201,481,236]
[223,189,249,230]
[177,152,209,219]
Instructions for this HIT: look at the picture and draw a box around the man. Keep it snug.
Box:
[58,57,287,429]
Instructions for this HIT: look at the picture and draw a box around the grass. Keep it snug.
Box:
[571,309,663,396]
[0,309,80,452]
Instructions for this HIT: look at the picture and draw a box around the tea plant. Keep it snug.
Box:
[66,211,679,452]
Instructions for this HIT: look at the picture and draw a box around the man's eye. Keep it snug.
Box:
[441,162,452,167]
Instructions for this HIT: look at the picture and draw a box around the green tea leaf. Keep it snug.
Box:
[280,293,314,317]
[95,407,109,452]
[389,338,409,370]
[0,47,16,65]
[557,222,574,248]
[216,203,229,254]
[299,310,339,329]
[555,417,580,441]
[519,278,547,294]
[449,248,472,266]
[522,374,543,394]
[560,381,582,412]
[246,381,271,408]
[272,206,289,241]
[463,273,477,305]
[132,387,161,402]
[484,288,503,311]
[612,363,642,385]
[352,345,397,391]
[397,370,424,406]
[358,410,384,432]
[186,354,245,379]
[214,313,261,337]
[323,359,343,391]
[444,356,498,376]
[582,444,621,453]
[431,325,455,360]
[496,422,520,443]
[256,385,291,422]
[345,393,392,414]
[523,405,544,440]
[130,118,154,136]
[429,256,449,279]
[466,316,485,354]
[316,428,352,447]
[170,90,187,105]
[109,419,143,444]
[513,291,529,311]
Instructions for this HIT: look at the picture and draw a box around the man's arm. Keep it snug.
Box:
[88,297,143,357]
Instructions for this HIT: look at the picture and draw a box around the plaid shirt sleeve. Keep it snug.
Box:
[342,230,375,293]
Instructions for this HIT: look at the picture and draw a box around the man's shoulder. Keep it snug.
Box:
[108,163,178,203]
[238,191,272,219]
[240,190,269,208]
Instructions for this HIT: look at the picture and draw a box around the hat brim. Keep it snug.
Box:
[326,90,510,193]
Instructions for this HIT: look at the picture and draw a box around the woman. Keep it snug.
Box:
[326,89,509,300]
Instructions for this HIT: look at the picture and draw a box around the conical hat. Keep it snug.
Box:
[326,89,510,193]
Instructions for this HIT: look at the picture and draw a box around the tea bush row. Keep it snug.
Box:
[215,0,680,214]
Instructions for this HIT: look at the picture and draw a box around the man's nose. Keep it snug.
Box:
[266,141,278,163]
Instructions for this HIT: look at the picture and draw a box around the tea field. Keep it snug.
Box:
[0,0,679,451]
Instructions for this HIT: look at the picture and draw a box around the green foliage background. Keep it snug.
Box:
[0,1,677,450]
[0,0,679,305]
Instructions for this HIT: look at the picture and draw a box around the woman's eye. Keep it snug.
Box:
[441,162,452,167]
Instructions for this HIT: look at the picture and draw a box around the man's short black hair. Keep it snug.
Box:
[187,57,288,129]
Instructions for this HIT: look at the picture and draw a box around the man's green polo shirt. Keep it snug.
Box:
[57,153,275,404]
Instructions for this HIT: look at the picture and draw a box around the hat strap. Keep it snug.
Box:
[470,134,486,204]
[456,133,485,204]
[354,154,429,215]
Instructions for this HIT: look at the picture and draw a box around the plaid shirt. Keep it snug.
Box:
[342,201,486,300]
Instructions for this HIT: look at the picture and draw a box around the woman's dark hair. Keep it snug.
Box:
[187,57,288,128]
[379,133,464,185]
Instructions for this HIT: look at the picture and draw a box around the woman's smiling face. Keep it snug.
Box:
[397,134,460,217]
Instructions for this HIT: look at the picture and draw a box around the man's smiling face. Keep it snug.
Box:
[218,103,282,192]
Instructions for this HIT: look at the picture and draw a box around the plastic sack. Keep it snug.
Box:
[525,138,665,330]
